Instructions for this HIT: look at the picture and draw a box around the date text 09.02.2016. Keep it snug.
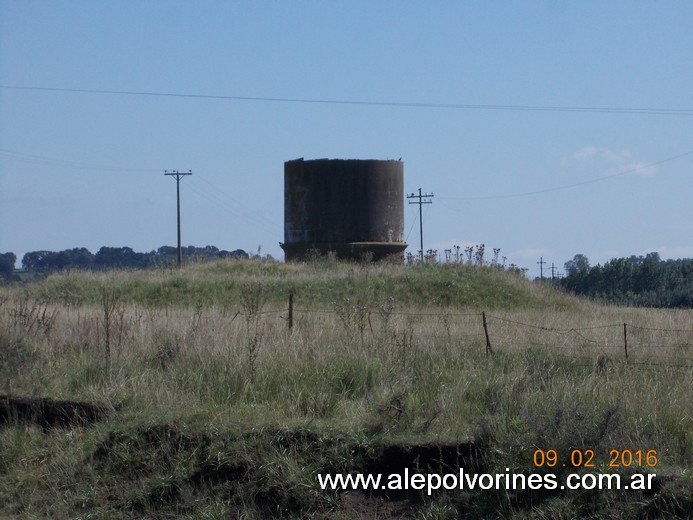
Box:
[533,449,658,469]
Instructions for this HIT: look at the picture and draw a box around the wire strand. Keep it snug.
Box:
[437,149,693,201]
[3,85,693,116]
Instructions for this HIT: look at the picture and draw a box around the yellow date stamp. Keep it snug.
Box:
[533,449,658,468]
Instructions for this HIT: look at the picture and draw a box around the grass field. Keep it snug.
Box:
[1,259,691,518]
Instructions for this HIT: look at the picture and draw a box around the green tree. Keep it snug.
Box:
[22,250,60,270]
[0,252,16,280]
[564,254,590,276]
[561,252,692,308]
[94,246,149,269]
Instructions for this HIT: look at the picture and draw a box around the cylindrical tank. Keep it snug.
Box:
[281,158,407,261]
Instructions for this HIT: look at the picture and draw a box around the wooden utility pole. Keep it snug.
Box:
[164,170,192,267]
[407,188,434,262]
[537,257,546,281]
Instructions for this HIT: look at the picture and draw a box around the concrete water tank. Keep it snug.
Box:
[281,158,407,261]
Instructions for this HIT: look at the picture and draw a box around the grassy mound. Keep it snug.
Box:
[29,259,576,310]
[0,260,690,518]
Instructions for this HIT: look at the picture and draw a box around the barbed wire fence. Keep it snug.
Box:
[253,294,693,369]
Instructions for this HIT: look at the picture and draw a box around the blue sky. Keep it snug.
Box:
[1,1,691,278]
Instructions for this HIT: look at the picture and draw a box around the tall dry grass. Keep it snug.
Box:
[0,261,691,518]
[1,262,690,459]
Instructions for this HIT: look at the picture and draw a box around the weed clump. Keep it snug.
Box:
[0,331,34,385]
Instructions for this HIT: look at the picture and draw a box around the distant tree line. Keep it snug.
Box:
[561,252,693,308]
[0,246,249,280]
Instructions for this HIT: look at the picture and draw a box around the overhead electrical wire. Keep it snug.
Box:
[404,205,420,243]
[437,148,693,202]
[4,84,692,212]
[0,149,160,172]
[4,146,692,208]
[1,148,280,234]
[188,171,279,233]
[2,85,693,116]
[185,182,279,235]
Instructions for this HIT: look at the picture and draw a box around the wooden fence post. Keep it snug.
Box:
[288,293,294,331]
[623,322,628,363]
[482,312,493,357]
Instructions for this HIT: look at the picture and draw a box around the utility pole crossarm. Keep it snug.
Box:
[164,170,192,267]
[537,256,546,281]
[407,188,434,262]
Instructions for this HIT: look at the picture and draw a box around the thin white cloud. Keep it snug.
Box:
[566,146,624,163]
[564,146,658,177]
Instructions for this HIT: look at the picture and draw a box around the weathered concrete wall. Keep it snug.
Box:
[282,159,407,261]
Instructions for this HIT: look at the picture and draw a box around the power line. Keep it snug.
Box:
[1,148,279,233]
[185,179,279,235]
[438,148,693,202]
[0,149,159,172]
[3,85,693,116]
[404,204,421,243]
[193,171,277,231]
